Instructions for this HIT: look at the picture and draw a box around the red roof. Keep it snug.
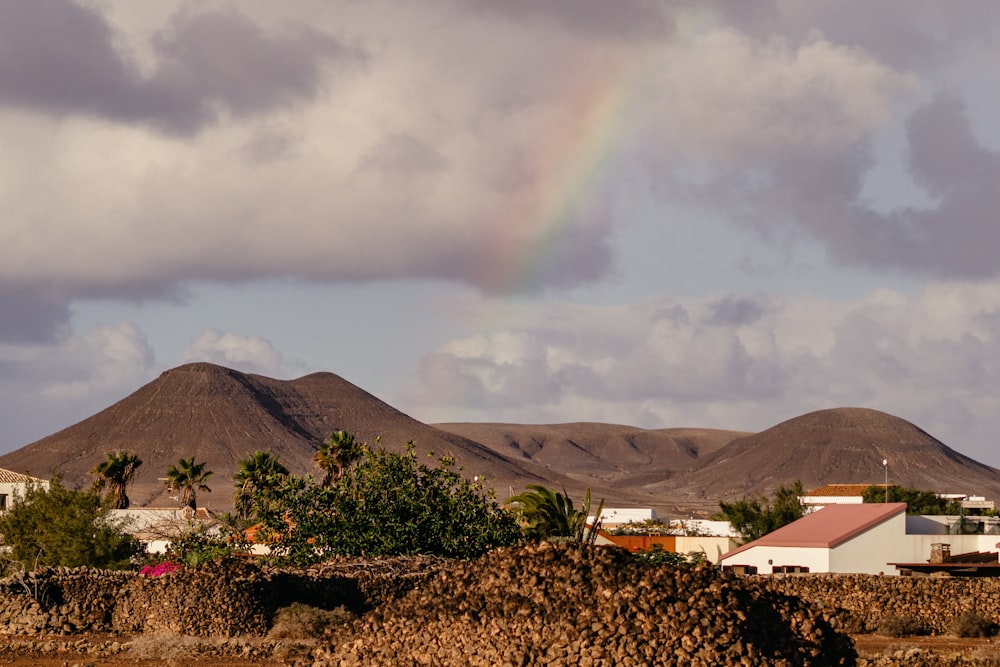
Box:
[722,502,907,560]
[803,483,887,497]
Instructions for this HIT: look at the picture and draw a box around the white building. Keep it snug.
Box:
[0,468,49,512]
[719,502,1000,575]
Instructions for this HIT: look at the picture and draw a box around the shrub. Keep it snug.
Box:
[139,561,182,578]
[633,544,708,568]
[0,476,139,570]
[952,611,999,638]
[253,441,522,564]
[877,615,930,637]
[268,603,355,640]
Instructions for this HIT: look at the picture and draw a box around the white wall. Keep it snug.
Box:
[676,536,740,564]
[828,512,908,575]
[723,545,830,574]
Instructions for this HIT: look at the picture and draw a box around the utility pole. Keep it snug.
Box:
[882,458,888,503]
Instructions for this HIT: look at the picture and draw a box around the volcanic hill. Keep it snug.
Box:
[0,363,550,509]
[2,364,999,516]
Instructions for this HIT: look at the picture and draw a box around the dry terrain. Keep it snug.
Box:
[1,362,999,517]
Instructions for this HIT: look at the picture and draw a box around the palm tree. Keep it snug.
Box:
[313,430,365,486]
[507,484,605,544]
[233,451,289,519]
[90,450,143,509]
[165,457,214,510]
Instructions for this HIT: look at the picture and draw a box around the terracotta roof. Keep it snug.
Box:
[803,483,890,497]
[722,502,907,560]
[0,468,45,484]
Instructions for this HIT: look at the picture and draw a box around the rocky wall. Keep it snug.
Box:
[1,554,998,645]
[763,574,1000,635]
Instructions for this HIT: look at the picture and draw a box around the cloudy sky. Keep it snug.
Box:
[3,1,1000,468]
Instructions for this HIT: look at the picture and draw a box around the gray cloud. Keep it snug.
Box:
[0,288,71,343]
[0,1,358,135]
[449,0,671,38]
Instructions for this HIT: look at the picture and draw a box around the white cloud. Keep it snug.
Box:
[401,283,1000,464]
[0,322,156,450]
[181,329,285,375]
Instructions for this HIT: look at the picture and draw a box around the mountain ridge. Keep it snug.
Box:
[1,364,998,517]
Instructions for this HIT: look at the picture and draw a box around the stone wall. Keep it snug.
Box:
[0,556,442,637]
[1,554,998,641]
[763,574,1000,635]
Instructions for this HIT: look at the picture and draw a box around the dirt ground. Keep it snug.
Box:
[0,633,997,666]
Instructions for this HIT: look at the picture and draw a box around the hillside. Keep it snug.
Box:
[659,407,1000,505]
[0,363,548,510]
[2,365,999,518]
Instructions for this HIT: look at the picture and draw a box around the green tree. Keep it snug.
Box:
[861,484,962,515]
[507,484,605,544]
[253,440,521,564]
[233,451,288,520]
[0,476,139,570]
[313,430,364,486]
[165,457,214,510]
[714,480,806,543]
[90,450,143,509]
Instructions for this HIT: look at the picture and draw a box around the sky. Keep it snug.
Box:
[3,1,1000,468]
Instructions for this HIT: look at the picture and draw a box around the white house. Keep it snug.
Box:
[719,502,1000,575]
[107,507,219,554]
[0,467,49,512]
[799,483,878,512]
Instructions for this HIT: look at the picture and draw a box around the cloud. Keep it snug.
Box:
[401,284,1000,464]
[0,288,71,344]
[0,322,155,451]
[181,329,286,376]
[0,0,358,134]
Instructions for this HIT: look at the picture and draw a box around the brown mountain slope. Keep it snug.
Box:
[658,407,1000,505]
[433,422,744,485]
[0,363,546,510]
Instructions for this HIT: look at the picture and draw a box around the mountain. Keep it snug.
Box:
[657,407,1000,505]
[2,365,999,518]
[0,363,547,510]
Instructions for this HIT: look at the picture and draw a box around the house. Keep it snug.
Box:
[107,506,220,554]
[799,483,887,512]
[0,468,49,512]
[719,502,1000,575]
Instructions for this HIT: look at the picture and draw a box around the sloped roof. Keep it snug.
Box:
[803,483,888,497]
[0,467,45,484]
[722,502,907,560]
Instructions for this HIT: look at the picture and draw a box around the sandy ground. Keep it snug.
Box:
[0,634,999,666]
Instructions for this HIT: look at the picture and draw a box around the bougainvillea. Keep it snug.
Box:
[139,561,182,578]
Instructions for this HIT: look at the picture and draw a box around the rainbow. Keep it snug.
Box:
[479,53,646,296]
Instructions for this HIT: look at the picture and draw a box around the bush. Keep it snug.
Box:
[952,611,999,638]
[268,603,355,640]
[253,441,522,564]
[877,615,930,637]
[633,544,708,568]
[0,476,139,570]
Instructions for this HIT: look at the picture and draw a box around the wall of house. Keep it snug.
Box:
[675,536,739,563]
[722,545,830,574]
[828,512,908,575]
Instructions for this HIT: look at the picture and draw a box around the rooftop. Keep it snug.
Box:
[723,502,907,560]
[0,467,46,484]
[803,483,890,497]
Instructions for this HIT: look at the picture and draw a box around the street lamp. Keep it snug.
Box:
[882,459,888,503]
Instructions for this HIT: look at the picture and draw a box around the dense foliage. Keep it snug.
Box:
[250,441,522,564]
[90,450,143,509]
[861,484,962,515]
[633,544,709,567]
[0,477,139,571]
[233,451,288,520]
[714,480,806,543]
[164,456,214,510]
[507,484,604,544]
